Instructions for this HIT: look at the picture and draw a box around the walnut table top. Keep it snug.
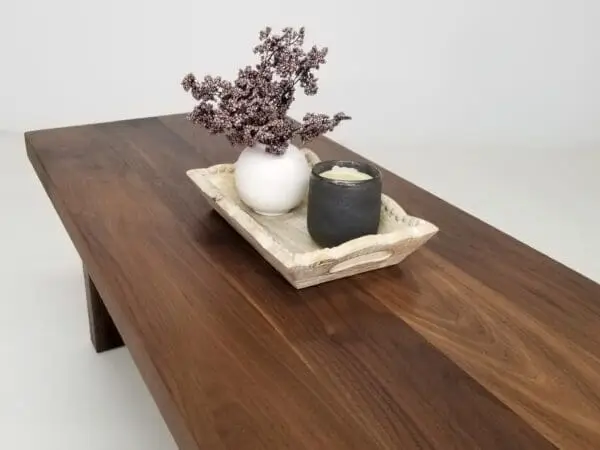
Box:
[26,114,600,449]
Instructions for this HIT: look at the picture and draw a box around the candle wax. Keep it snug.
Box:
[319,166,372,181]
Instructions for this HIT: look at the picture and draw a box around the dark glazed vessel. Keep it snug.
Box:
[307,160,382,248]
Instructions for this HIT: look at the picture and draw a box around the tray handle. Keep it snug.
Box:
[329,250,393,273]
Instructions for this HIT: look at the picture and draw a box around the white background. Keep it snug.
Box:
[1,1,599,448]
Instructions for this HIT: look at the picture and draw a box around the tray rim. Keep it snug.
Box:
[186,149,439,270]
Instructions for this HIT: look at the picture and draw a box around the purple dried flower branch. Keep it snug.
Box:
[182,26,350,155]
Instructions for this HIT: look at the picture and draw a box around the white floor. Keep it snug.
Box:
[0,130,598,449]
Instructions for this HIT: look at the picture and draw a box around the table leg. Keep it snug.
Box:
[84,269,124,352]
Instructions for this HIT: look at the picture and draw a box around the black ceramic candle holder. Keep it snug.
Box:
[307,160,382,248]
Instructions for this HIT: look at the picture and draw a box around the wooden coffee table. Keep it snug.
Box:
[26,115,600,449]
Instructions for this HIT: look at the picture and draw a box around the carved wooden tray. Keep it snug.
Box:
[187,150,438,288]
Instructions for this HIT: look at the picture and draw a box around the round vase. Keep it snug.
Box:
[234,143,310,216]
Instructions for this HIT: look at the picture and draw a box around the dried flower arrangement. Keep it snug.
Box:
[182,26,350,155]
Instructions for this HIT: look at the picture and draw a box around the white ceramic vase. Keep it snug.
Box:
[234,143,310,216]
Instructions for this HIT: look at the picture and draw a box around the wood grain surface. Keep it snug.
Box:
[25,114,600,449]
